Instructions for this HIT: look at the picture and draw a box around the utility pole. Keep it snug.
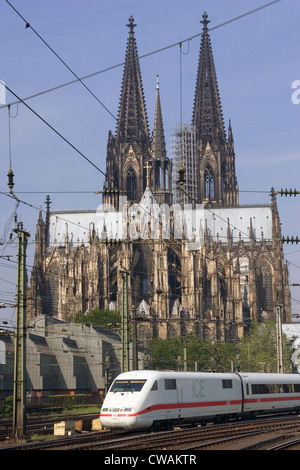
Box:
[276,305,284,374]
[13,224,30,442]
[131,308,138,370]
[183,343,188,371]
[121,270,129,373]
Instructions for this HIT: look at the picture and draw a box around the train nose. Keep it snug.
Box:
[100,407,137,430]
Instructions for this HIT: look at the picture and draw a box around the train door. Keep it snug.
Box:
[164,378,178,422]
[176,382,183,421]
[177,387,183,404]
[243,377,251,411]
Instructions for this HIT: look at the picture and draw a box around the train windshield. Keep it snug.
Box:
[110,379,147,393]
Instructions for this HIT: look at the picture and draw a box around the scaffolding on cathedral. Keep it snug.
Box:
[171,124,198,205]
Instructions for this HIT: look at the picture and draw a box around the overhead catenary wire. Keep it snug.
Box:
[0,23,290,282]
[0,0,293,321]
[6,104,20,203]
[1,81,255,246]
[0,5,285,240]
[1,0,282,111]
[1,0,283,232]
[1,19,272,246]
[0,104,290,316]
[2,206,289,325]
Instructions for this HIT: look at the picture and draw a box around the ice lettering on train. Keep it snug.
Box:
[192,379,205,398]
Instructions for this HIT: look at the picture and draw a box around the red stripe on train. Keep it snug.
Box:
[100,395,300,418]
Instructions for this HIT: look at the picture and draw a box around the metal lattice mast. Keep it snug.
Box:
[13,224,30,442]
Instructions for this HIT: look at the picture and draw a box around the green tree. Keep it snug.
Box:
[0,396,13,417]
[72,308,120,331]
[239,321,292,373]
[151,336,236,372]
[150,322,293,373]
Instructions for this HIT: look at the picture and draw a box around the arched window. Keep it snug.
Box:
[256,260,273,310]
[46,264,59,316]
[127,167,137,201]
[137,325,149,346]
[168,324,177,338]
[205,167,214,199]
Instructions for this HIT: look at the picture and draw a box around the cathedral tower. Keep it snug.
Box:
[192,12,239,207]
[103,16,151,208]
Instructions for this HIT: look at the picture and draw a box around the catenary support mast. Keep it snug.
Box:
[13,224,30,442]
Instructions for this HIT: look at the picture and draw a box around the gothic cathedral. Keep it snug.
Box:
[28,14,291,344]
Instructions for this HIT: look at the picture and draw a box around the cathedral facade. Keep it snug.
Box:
[28,14,291,344]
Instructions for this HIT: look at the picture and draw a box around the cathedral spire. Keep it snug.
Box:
[192,11,226,149]
[151,75,166,162]
[116,15,150,147]
[151,75,172,205]
[192,12,238,207]
[104,16,151,208]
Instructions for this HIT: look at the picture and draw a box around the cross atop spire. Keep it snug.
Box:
[200,11,210,29]
[127,15,136,32]
[156,74,160,90]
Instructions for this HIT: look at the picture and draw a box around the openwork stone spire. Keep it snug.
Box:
[192,12,238,207]
[116,15,150,147]
[192,11,226,149]
[104,16,151,207]
[151,75,172,205]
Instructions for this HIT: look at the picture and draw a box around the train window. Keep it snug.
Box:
[267,384,276,393]
[110,379,147,392]
[252,384,268,394]
[222,379,232,389]
[252,383,300,394]
[165,379,176,390]
[151,380,158,391]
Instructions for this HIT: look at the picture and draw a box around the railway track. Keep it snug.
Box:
[266,437,300,450]
[0,412,100,442]
[2,414,300,451]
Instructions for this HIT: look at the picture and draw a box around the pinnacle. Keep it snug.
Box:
[127,15,136,32]
[200,11,211,29]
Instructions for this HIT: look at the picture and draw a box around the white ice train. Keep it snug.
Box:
[100,370,300,430]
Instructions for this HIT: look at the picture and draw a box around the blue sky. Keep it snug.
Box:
[0,0,299,327]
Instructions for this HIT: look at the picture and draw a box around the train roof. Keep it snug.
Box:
[113,370,240,380]
[113,370,300,382]
[238,372,300,381]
